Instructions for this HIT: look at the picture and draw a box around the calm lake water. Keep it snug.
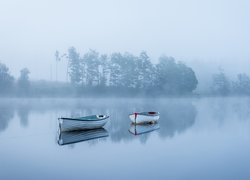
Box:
[0,97,250,180]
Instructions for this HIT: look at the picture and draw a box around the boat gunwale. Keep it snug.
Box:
[129,112,160,117]
[59,115,109,122]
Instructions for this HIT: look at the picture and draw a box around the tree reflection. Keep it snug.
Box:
[158,101,197,139]
[17,105,30,127]
[0,103,14,133]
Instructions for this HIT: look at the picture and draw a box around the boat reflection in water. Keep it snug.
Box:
[129,123,160,135]
[58,128,109,145]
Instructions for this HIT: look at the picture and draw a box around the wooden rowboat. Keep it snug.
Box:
[129,112,160,124]
[58,115,109,132]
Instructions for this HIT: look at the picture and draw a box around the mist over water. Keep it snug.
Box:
[0,97,250,179]
[1,0,250,179]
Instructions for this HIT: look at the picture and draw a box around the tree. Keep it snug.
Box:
[155,56,198,94]
[109,52,137,89]
[155,56,179,94]
[109,53,123,87]
[55,50,61,81]
[17,68,30,95]
[120,53,137,88]
[232,73,250,95]
[177,63,198,93]
[211,70,230,95]
[0,63,14,94]
[67,47,83,85]
[99,54,109,87]
[136,51,154,89]
[83,50,100,86]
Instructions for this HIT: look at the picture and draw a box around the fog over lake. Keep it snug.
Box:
[1,0,250,179]
[0,97,250,180]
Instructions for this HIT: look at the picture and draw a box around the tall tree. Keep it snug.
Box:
[0,63,14,94]
[83,50,100,86]
[155,56,198,94]
[109,52,137,88]
[211,70,230,95]
[155,56,179,93]
[55,50,61,81]
[17,68,30,95]
[109,53,123,87]
[232,73,250,95]
[177,63,198,93]
[67,47,83,85]
[99,54,109,87]
[136,51,154,89]
[120,53,137,88]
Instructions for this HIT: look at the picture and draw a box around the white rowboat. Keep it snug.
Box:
[129,112,160,124]
[58,115,109,132]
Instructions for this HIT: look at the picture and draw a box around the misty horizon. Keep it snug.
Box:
[0,0,250,81]
[1,1,250,179]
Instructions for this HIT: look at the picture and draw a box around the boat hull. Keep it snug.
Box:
[129,113,159,124]
[59,118,108,132]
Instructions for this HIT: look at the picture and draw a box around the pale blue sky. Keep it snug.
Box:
[0,0,249,80]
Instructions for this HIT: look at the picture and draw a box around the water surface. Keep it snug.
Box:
[0,97,250,180]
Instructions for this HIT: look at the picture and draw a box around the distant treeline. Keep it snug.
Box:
[64,47,198,95]
[210,71,250,96]
[0,48,250,97]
